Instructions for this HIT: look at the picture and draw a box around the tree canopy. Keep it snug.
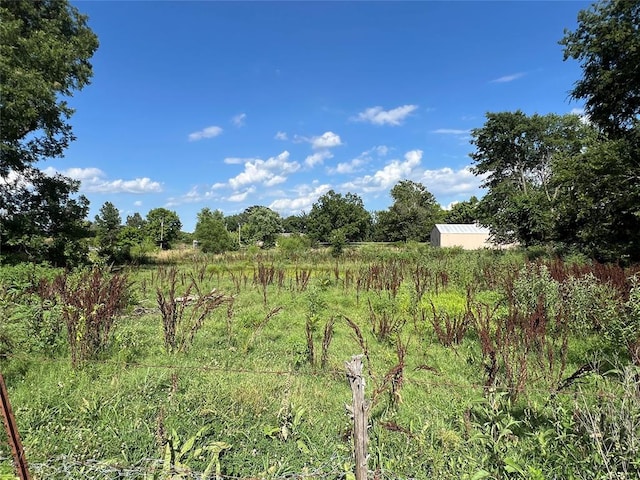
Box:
[306,190,371,243]
[0,0,98,265]
[0,0,99,175]
[240,206,283,248]
[470,111,594,247]
[145,208,182,248]
[560,0,640,136]
[376,180,442,242]
[194,208,236,254]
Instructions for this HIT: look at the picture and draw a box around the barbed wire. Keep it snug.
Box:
[1,454,422,480]
[3,351,619,396]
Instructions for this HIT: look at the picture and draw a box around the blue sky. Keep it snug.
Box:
[49,0,592,232]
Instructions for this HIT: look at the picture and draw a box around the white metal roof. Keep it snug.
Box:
[433,224,490,234]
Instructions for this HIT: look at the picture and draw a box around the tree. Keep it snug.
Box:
[282,214,308,234]
[0,1,99,175]
[375,180,442,242]
[560,0,640,137]
[125,212,146,230]
[553,135,640,261]
[240,206,283,248]
[94,202,122,260]
[0,1,98,265]
[145,208,182,248]
[559,0,640,261]
[1,172,90,266]
[470,111,592,246]
[444,196,480,224]
[194,208,236,254]
[306,190,371,243]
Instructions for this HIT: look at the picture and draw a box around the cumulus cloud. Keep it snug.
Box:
[328,145,388,175]
[44,167,162,194]
[310,131,343,149]
[227,187,255,202]
[490,72,525,83]
[269,183,331,214]
[188,125,223,141]
[305,150,333,167]
[274,131,288,141]
[342,150,423,192]
[353,104,418,126]
[228,151,300,190]
[232,113,246,127]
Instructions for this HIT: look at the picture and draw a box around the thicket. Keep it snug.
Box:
[1,245,639,479]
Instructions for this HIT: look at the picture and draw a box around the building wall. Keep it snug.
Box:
[438,233,492,249]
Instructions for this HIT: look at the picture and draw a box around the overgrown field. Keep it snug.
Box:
[1,244,640,479]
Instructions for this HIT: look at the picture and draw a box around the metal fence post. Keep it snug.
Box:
[0,373,30,480]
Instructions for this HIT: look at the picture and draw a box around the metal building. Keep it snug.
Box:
[430,224,492,249]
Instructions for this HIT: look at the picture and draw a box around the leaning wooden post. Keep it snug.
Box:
[0,373,31,480]
[346,355,368,480]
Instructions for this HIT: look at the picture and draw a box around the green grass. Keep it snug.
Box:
[1,245,639,479]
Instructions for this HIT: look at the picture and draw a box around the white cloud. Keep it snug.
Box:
[232,113,246,127]
[133,200,143,207]
[45,167,162,194]
[227,187,255,202]
[224,157,249,165]
[228,150,300,190]
[374,145,389,156]
[87,177,163,194]
[328,145,389,175]
[274,131,288,141]
[310,131,343,149]
[343,149,423,192]
[353,104,418,126]
[432,129,470,135]
[269,183,331,214]
[188,125,223,141]
[490,72,525,83]
[265,175,287,187]
[305,150,333,167]
[421,165,485,197]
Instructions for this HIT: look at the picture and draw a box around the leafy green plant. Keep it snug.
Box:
[163,427,231,479]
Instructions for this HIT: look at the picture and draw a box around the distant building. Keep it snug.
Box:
[430,224,493,250]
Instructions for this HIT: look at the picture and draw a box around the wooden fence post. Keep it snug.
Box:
[0,373,30,480]
[346,355,368,480]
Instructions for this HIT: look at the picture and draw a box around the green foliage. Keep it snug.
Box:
[194,208,236,254]
[4,247,640,478]
[562,273,621,336]
[560,0,640,136]
[444,196,480,224]
[94,201,127,263]
[1,173,91,267]
[0,0,99,172]
[512,263,560,318]
[145,208,182,248]
[275,234,311,260]
[605,275,640,364]
[240,206,283,248]
[376,180,443,242]
[329,228,347,257]
[306,190,371,242]
[0,0,98,267]
[471,111,593,247]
